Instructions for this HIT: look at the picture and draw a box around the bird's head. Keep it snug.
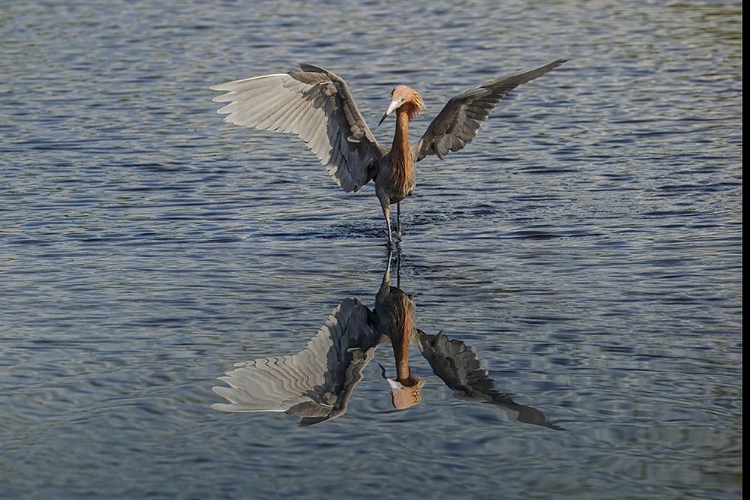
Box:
[378,85,425,126]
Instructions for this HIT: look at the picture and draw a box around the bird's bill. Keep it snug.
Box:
[385,378,402,390]
[378,99,402,126]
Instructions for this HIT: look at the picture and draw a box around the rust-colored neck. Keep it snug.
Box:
[389,109,412,185]
[393,109,411,154]
[392,290,413,382]
[394,328,412,382]
[379,287,415,383]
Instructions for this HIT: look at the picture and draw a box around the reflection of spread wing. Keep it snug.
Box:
[212,298,382,426]
[417,330,564,430]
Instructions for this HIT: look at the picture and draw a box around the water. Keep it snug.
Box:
[0,0,742,498]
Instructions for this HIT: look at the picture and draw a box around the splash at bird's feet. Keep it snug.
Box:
[384,234,402,253]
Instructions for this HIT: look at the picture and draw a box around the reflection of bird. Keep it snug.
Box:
[211,59,567,244]
[374,252,424,410]
[212,255,563,428]
[211,255,424,424]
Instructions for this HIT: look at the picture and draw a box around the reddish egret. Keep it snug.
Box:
[212,59,566,244]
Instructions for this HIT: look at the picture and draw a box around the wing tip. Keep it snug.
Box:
[298,63,327,73]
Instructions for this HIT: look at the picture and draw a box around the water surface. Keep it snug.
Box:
[0,1,742,499]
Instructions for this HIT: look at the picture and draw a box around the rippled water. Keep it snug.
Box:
[0,1,742,499]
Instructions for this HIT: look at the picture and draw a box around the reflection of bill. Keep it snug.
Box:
[212,254,563,429]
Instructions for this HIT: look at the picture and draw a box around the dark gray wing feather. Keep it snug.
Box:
[212,298,382,425]
[212,65,384,192]
[415,58,567,161]
[417,330,564,430]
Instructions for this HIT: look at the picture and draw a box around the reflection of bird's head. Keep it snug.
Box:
[379,86,425,125]
[386,375,425,410]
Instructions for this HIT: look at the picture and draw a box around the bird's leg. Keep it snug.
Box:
[395,249,401,288]
[377,250,392,304]
[396,202,402,238]
[377,189,394,247]
[384,250,392,286]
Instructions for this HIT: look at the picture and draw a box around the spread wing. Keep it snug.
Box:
[212,64,385,193]
[212,298,383,426]
[417,330,564,430]
[415,58,567,161]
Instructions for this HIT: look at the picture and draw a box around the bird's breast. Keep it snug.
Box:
[380,153,416,204]
[385,177,415,204]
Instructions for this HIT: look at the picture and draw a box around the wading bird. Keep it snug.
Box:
[211,59,567,245]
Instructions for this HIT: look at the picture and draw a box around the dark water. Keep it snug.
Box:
[0,1,742,499]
